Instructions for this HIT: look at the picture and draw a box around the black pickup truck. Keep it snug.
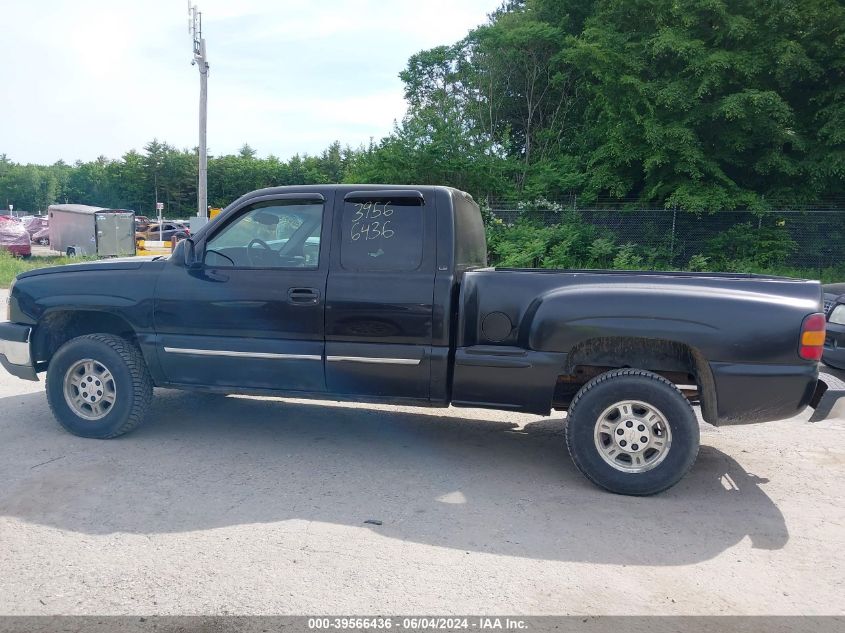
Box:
[1,185,842,495]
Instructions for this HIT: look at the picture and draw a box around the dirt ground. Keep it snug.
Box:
[0,288,843,615]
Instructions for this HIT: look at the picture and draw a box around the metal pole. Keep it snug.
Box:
[198,39,208,219]
[670,207,677,267]
[189,3,209,226]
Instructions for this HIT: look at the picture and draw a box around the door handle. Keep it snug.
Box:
[288,287,320,305]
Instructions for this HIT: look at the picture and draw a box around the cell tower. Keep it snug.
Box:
[188,2,209,222]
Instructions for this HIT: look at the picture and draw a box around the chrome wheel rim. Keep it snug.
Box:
[63,358,117,421]
[594,400,672,473]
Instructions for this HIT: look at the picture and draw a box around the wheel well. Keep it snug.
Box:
[554,336,717,422]
[32,311,139,366]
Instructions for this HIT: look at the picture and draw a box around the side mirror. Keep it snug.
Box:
[182,238,202,269]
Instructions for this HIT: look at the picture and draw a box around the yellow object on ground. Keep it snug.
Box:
[136,239,173,256]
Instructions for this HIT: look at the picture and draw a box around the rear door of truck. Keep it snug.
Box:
[324,188,436,402]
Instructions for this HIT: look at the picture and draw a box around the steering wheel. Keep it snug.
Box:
[247,238,274,267]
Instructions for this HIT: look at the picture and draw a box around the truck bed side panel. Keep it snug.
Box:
[455,269,823,422]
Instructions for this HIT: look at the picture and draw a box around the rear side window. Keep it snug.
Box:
[454,193,487,268]
[340,198,424,271]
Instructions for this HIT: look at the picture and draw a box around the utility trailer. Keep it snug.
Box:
[47,204,136,257]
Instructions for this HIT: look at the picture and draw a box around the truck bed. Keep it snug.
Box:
[453,267,822,422]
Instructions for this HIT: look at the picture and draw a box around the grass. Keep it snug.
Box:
[670,263,844,283]
[0,251,94,288]
[742,265,845,283]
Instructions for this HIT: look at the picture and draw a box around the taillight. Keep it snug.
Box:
[799,313,826,361]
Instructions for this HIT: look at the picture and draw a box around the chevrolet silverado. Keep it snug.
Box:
[2,185,842,495]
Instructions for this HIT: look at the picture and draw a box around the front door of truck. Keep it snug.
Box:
[324,189,436,401]
[153,192,332,392]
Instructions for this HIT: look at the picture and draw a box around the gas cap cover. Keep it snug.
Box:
[481,312,513,342]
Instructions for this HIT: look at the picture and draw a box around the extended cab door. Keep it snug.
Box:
[153,192,332,392]
[324,189,435,402]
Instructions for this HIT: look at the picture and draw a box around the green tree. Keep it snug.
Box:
[569,0,845,210]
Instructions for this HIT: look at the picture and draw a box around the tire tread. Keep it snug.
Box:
[46,333,153,439]
[564,368,699,495]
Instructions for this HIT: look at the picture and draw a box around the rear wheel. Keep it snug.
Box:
[46,334,153,439]
[565,368,700,495]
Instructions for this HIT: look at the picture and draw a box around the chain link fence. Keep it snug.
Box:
[488,204,845,272]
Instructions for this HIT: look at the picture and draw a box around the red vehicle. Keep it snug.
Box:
[23,216,49,240]
[31,226,50,245]
[0,217,32,257]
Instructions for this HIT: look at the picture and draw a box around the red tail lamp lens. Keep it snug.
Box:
[799,313,826,361]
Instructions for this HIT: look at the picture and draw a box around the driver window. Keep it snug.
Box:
[205,201,324,268]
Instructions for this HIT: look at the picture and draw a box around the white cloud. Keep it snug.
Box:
[0,0,500,163]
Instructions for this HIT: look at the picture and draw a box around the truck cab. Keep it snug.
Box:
[155,185,484,404]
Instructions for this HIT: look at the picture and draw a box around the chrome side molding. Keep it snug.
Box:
[326,356,421,365]
[163,347,321,361]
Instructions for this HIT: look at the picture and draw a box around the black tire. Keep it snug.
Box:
[565,368,700,496]
[46,334,153,439]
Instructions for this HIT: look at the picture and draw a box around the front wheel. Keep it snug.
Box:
[565,368,700,495]
[46,334,153,439]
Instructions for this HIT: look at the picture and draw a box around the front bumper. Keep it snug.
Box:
[809,372,845,422]
[0,322,37,381]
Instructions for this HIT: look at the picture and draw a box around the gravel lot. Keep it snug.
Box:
[30,245,61,257]
[0,287,844,616]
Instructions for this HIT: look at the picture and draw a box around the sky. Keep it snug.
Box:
[0,0,501,165]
